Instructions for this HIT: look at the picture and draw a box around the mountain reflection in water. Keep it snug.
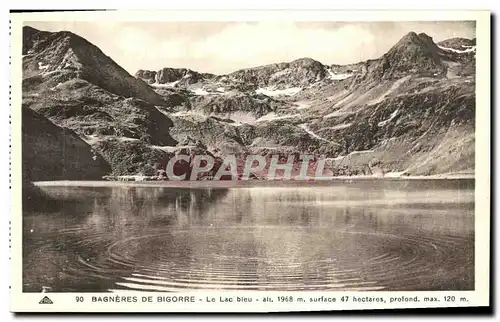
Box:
[23,180,474,292]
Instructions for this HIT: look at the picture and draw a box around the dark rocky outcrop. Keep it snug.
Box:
[224,57,327,90]
[22,106,110,181]
[136,68,215,86]
[94,139,172,176]
[135,69,158,84]
[189,92,283,118]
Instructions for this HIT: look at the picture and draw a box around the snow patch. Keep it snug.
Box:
[328,123,352,130]
[378,109,399,127]
[326,69,353,80]
[327,150,374,160]
[151,80,180,88]
[255,112,300,122]
[323,110,344,119]
[191,87,210,96]
[171,110,205,117]
[49,82,64,91]
[82,135,99,145]
[298,124,329,142]
[38,62,49,70]
[438,45,476,54]
[41,70,61,77]
[255,86,302,97]
[349,150,375,155]
[225,122,243,127]
[118,137,140,142]
[223,111,256,124]
[294,101,311,110]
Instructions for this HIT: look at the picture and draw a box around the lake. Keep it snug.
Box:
[23,179,474,292]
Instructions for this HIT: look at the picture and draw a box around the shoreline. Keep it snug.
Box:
[33,173,475,188]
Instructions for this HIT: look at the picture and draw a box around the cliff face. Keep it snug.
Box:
[22,106,111,181]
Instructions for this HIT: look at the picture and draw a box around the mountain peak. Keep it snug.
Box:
[417,32,434,42]
[366,31,445,80]
[400,31,419,42]
[22,27,166,106]
[292,57,320,63]
[290,57,324,68]
[23,25,40,34]
[395,31,435,48]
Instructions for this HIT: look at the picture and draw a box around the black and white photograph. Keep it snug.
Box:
[9,10,491,312]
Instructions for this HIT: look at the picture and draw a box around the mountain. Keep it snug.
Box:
[370,32,446,79]
[22,26,178,178]
[137,31,475,176]
[437,37,476,50]
[223,57,328,90]
[22,26,166,105]
[21,28,475,179]
[137,57,349,92]
[136,68,215,86]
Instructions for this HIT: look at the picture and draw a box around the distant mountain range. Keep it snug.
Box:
[21,25,475,182]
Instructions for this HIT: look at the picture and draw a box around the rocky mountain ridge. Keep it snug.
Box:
[23,26,166,105]
[22,27,476,179]
[137,31,475,176]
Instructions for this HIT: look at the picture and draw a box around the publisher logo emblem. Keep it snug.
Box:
[39,296,53,304]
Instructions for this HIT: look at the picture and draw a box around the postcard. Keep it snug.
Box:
[9,9,490,312]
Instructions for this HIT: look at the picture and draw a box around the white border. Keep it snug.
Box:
[7,8,492,314]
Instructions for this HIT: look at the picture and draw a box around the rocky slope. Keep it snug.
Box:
[139,31,475,176]
[23,26,166,105]
[22,27,475,179]
[22,26,178,178]
[22,106,110,181]
[22,106,110,209]
[136,68,215,86]
[437,37,476,50]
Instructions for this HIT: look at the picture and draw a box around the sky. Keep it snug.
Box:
[26,21,475,75]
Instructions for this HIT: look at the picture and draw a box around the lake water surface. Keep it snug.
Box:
[23,179,474,292]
